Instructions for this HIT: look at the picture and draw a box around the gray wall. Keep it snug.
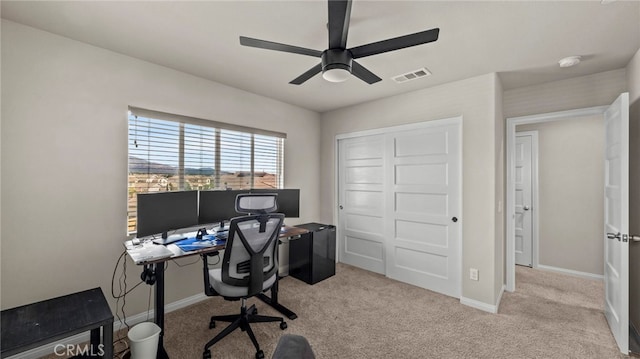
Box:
[517,116,604,275]
[503,69,627,119]
[627,47,640,337]
[0,20,322,314]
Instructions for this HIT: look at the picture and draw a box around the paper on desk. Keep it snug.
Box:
[127,243,173,264]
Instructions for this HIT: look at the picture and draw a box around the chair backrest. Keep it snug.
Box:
[221,193,284,296]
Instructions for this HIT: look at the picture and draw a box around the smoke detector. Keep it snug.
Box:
[558,56,581,68]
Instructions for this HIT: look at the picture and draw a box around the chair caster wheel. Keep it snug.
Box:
[280,321,287,330]
[256,350,265,359]
[203,350,211,359]
[209,319,215,329]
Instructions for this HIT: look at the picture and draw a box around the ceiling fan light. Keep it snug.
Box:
[322,68,351,82]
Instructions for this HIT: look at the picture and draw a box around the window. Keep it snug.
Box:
[127,107,285,234]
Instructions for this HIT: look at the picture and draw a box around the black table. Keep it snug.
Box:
[1,287,114,358]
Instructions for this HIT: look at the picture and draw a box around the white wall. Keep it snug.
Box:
[320,73,502,306]
[517,116,604,275]
[0,20,321,314]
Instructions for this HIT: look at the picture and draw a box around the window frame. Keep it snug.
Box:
[127,107,286,235]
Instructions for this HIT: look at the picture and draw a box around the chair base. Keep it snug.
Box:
[203,299,286,359]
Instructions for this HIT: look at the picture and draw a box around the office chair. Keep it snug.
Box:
[201,193,287,359]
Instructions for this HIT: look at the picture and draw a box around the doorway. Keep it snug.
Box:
[506,105,609,290]
[506,93,630,355]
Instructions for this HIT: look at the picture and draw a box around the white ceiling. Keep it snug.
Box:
[2,1,639,113]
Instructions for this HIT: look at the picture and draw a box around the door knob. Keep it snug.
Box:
[630,234,640,242]
[523,205,530,211]
[607,232,621,241]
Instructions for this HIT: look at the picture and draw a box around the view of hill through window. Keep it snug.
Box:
[127,113,283,234]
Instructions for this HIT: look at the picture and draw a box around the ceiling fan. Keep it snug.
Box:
[239,0,439,85]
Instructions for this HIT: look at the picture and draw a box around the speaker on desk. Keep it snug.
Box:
[290,223,336,285]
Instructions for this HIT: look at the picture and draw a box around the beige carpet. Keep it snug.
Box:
[154,264,621,359]
[45,263,624,358]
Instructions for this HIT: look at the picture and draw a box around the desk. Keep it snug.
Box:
[125,226,308,359]
[1,288,113,359]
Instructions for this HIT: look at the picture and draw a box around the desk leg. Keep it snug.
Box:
[256,277,297,320]
[90,328,100,355]
[154,263,170,359]
[103,321,113,359]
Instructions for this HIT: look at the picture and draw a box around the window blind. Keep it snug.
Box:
[127,108,285,234]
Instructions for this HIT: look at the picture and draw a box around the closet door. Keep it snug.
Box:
[384,122,461,298]
[338,135,386,274]
[337,118,462,298]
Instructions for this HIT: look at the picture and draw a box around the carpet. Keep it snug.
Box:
[43,263,623,358]
[156,264,622,359]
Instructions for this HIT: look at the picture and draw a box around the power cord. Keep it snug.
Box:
[111,250,145,358]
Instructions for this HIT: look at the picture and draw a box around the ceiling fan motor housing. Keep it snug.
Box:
[322,49,353,73]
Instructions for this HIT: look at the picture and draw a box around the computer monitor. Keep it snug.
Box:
[198,190,244,228]
[251,188,300,218]
[136,190,199,239]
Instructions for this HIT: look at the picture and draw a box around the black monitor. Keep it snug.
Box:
[136,190,199,238]
[251,188,300,218]
[198,190,244,228]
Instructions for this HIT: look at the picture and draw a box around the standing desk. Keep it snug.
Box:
[125,225,308,359]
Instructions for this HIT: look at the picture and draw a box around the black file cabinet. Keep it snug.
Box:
[290,222,336,285]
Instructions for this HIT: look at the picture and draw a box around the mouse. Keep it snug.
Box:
[132,238,141,245]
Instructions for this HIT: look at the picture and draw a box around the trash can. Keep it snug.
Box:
[127,322,161,359]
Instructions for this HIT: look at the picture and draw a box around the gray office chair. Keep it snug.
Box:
[201,193,287,359]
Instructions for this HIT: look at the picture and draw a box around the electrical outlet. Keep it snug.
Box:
[470,268,479,281]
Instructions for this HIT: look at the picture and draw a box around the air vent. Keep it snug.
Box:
[392,67,432,83]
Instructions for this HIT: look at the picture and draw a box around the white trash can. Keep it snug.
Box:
[128,322,161,359]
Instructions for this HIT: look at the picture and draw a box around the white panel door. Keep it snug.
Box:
[604,92,629,354]
[515,133,533,267]
[384,122,461,297]
[338,135,386,274]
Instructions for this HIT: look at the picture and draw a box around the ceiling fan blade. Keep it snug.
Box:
[328,0,352,49]
[289,63,323,85]
[349,28,440,59]
[351,61,382,84]
[240,36,322,58]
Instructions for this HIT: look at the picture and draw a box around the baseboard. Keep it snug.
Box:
[536,264,604,281]
[460,295,499,314]
[5,292,209,359]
